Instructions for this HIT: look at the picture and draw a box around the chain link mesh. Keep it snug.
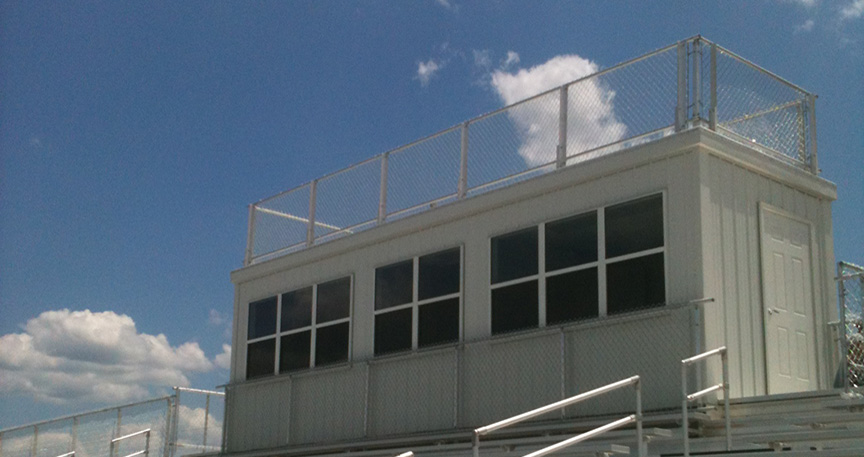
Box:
[386,128,461,219]
[467,91,559,194]
[0,398,171,457]
[838,262,864,390]
[314,158,381,243]
[252,185,310,260]
[714,48,810,165]
[247,39,817,265]
[0,392,223,457]
[172,391,223,456]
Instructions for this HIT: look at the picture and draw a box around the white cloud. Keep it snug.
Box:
[795,19,816,32]
[208,309,226,326]
[473,49,492,70]
[502,51,520,69]
[783,0,817,7]
[435,0,458,12]
[416,59,441,87]
[841,0,864,18]
[490,54,627,167]
[0,309,213,404]
[214,344,231,370]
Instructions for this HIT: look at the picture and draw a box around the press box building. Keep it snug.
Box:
[222,37,850,456]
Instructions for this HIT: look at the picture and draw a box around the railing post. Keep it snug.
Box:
[807,94,819,174]
[72,417,78,454]
[635,379,644,457]
[557,85,568,169]
[692,38,702,124]
[145,431,151,457]
[170,388,180,457]
[244,204,256,266]
[682,360,690,457]
[838,263,850,392]
[31,425,38,457]
[722,349,731,451]
[458,122,469,198]
[117,407,123,442]
[202,394,210,447]
[676,41,689,132]
[797,101,807,163]
[378,153,389,223]
[306,180,317,246]
[709,43,717,130]
[163,398,173,457]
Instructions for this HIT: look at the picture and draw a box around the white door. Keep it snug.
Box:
[761,207,817,394]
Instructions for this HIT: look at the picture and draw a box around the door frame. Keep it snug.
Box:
[757,202,820,394]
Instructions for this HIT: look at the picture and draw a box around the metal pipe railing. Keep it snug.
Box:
[681,346,730,457]
[245,36,819,266]
[473,375,643,457]
[109,429,150,457]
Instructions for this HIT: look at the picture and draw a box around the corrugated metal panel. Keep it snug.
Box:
[226,380,290,452]
[565,307,691,415]
[460,332,560,427]
[289,366,367,444]
[368,348,457,435]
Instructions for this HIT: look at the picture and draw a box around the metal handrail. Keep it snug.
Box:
[109,429,150,457]
[55,452,75,457]
[681,347,730,457]
[473,375,644,457]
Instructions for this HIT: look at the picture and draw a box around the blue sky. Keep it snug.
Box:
[1,1,862,427]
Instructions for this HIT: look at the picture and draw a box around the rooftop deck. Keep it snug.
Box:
[244,36,818,266]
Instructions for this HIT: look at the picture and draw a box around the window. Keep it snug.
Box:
[245,276,352,380]
[490,193,665,335]
[374,247,461,355]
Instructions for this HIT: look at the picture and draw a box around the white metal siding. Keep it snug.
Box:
[700,153,835,398]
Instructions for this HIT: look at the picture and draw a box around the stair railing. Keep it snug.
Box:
[681,347,730,457]
[472,375,644,457]
[109,429,151,457]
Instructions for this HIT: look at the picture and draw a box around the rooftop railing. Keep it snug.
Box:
[245,36,818,266]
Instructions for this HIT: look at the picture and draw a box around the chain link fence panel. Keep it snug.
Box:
[838,262,864,390]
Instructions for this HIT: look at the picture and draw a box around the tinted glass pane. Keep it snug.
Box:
[281,287,312,331]
[374,308,412,355]
[317,277,351,323]
[315,322,350,366]
[491,227,538,284]
[607,253,665,315]
[246,339,275,379]
[375,260,413,310]
[248,296,277,339]
[418,298,459,348]
[546,268,599,325]
[546,212,597,271]
[491,280,538,334]
[419,248,461,300]
[605,194,664,258]
[279,331,311,373]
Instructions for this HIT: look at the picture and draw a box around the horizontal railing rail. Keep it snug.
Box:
[109,429,150,457]
[244,36,818,266]
[681,346,730,457]
[473,376,643,457]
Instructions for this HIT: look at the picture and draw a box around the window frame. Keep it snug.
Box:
[488,191,667,334]
[373,246,464,355]
[245,275,353,379]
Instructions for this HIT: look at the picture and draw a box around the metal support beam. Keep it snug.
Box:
[458,122,469,198]
[378,154,389,223]
[676,41,689,132]
[244,204,255,266]
[693,38,702,123]
[709,44,717,130]
[557,85,568,168]
[306,180,317,246]
[808,94,819,174]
